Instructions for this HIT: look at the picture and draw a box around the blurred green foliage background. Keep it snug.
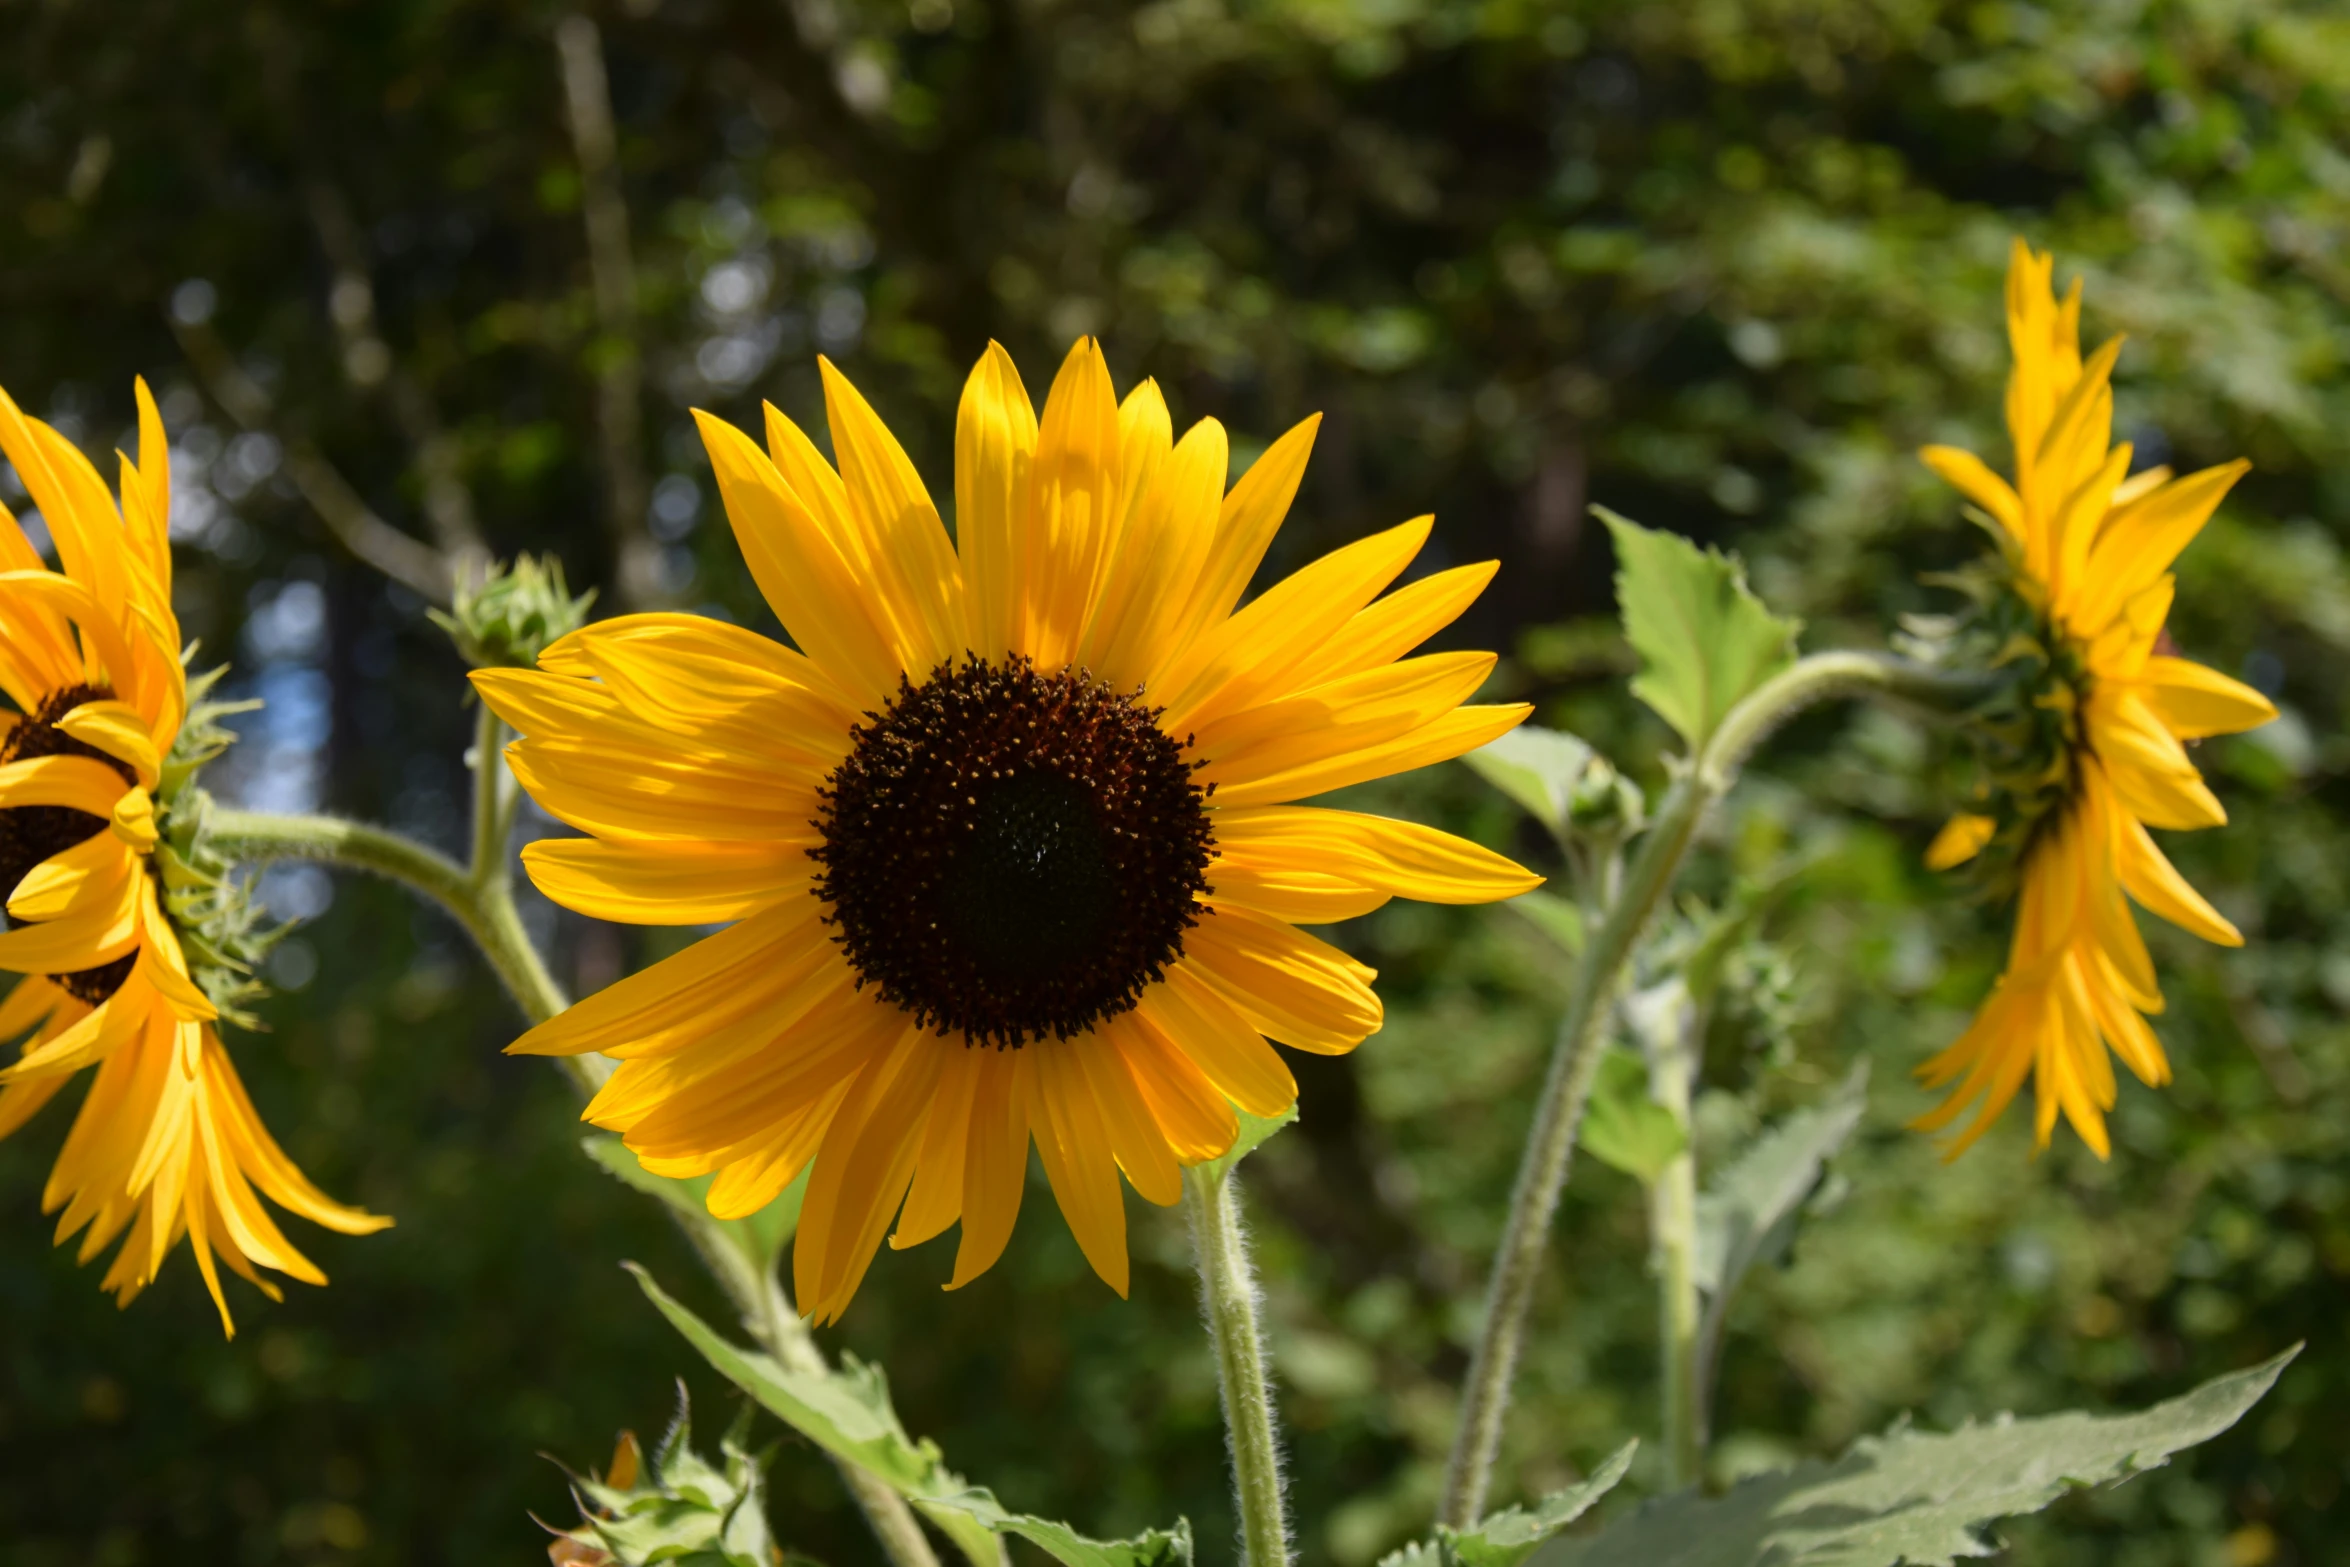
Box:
[0,1,2344,1563]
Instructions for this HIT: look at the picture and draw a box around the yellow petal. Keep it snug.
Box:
[1105,1009,1237,1164]
[2140,655,2275,741]
[55,699,160,789]
[1084,417,1229,692]
[1919,445,2023,538]
[1211,702,1532,811]
[1157,415,1320,668]
[2113,805,2241,947]
[1269,560,1498,699]
[793,1026,939,1323]
[1925,812,1996,871]
[947,1049,1031,1289]
[521,838,812,925]
[1139,964,1296,1119]
[1184,907,1380,1055]
[890,1043,982,1251]
[694,409,902,703]
[1029,1043,1129,1296]
[1212,806,1540,906]
[814,361,966,670]
[1157,515,1433,734]
[1019,339,1124,668]
[952,343,1038,663]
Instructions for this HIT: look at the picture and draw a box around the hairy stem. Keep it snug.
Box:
[1184,1163,1289,1567]
[1440,651,1997,1524]
[1638,993,1702,1490]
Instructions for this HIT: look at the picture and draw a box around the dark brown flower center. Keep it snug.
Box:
[0,684,139,1007]
[812,657,1214,1048]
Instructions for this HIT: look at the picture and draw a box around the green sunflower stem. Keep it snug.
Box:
[206,796,949,1567]
[1439,650,1999,1526]
[1641,1006,1704,1491]
[1184,1161,1290,1567]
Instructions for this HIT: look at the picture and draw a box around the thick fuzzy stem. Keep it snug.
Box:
[1185,1163,1290,1567]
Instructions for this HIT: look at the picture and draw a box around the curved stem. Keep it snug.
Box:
[1439,650,1999,1524]
[1184,1163,1289,1567]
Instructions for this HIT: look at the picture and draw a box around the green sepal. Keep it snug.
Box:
[1199,1104,1297,1185]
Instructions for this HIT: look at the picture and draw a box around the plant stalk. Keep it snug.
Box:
[207,724,947,1567]
[1640,997,1703,1490]
[1184,1162,1290,1567]
[1439,651,1996,1524]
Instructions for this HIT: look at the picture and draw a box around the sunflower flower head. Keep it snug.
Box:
[481,339,1539,1321]
[0,380,389,1334]
[1915,241,2277,1158]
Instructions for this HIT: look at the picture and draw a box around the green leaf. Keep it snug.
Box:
[1528,1349,2298,1567]
[1464,725,1595,830]
[628,1264,1192,1567]
[1200,1104,1297,1185]
[1692,1064,1869,1405]
[1599,508,1800,753]
[920,1489,1194,1567]
[584,1135,806,1267]
[1506,890,1586,957]
[1694,1063,1868,1302]
[1381,1442,1636,1567]
[1580,1049,1687,1184]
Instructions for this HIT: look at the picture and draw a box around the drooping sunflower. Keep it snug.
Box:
[480,340,1537,1321]
[0,381,389,1333]
[1916,242,2276,1156]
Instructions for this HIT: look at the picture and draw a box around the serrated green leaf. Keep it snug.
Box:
[1199,1104,1297,1185]
[585,1135,806,1267]
[1464,725,1595,830]
[1380,1442,1635,1567]
[628,1264,1192,1567]
[1695,1063,1868,1302]
[919,1490,1194,1567]
[1599,508,1800,753]
[1507,890,1586,957]
[1692,1064,1869,1412]
[1528,1349,2298,1567]
[1580,1049,1687,1184]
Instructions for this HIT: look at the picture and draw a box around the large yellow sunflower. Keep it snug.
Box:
[480,340,1536,1321]
[0,381,388,1333]
[1916,242,2276,1156]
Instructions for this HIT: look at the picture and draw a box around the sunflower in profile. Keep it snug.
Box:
[1916,241,2275,1156]
[0,381,389,1333]
[479,340,1536,1321]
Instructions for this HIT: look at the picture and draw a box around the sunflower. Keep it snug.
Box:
[0,380,388,1333]
[1915,242,2276,1156]
[480,340,1537,1321]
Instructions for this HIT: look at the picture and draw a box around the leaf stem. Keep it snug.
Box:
[1184,1162,1290,1567]
[206,740,945,1567]
[1440,650,1998,1524]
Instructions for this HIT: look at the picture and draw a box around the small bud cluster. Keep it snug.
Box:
[431,555,597,670]
[549,1394,780,1567]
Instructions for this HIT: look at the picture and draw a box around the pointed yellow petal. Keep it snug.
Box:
[2140,655,2275,741]
[1925,812,1996,871]
[953,343,1038,663]
[521,838,811,924]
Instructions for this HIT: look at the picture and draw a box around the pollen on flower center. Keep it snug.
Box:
[811,657,1215,1048]
[0,683,140,1005]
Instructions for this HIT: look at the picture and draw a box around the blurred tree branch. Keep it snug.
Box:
[169,312,456,604]
[556,11,661,609]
